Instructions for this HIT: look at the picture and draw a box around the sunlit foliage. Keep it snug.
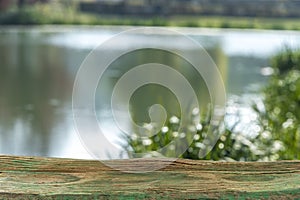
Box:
[124,106,280,161]
[125,48,300,161]
[254,48,300,160]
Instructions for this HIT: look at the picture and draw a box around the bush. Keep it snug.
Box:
[254,48,300,160]
[124,105,279,161]
[124,48,300,161]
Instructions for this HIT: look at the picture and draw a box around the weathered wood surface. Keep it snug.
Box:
[0,155,300,199]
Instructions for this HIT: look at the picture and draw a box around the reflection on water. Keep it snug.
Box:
[0,29,90,158]
[0,26,299,159]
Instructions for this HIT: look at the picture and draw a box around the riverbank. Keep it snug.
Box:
[1,7,300,30]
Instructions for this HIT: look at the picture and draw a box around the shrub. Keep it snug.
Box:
[124,105,279,161]
[124,48,300,161]
[254,48,300,160]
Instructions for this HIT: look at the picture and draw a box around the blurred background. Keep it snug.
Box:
[0,0,300,161]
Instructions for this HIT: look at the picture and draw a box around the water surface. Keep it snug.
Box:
[1,26,300,159]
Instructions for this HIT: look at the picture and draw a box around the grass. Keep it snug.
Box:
[1,2,300,30]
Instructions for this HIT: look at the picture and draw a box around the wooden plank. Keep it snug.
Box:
[0,155,300,199]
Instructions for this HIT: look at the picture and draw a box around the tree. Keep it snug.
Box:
[254,48,300,160]
[18,0,25,9]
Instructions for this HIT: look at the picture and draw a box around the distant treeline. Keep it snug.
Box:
[0,0,49,10]
[80,0,300,18]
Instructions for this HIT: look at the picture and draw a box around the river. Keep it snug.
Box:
[1,26,300,159]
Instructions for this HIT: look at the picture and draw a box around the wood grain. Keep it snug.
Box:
[0,155,300,199]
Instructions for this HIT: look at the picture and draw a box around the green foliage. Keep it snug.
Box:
[254,48,300,160]
[125,48,300,161]
[271,48,300,75]
[1,2,300,30]
[124,106,279,161]
[0,1,97,25]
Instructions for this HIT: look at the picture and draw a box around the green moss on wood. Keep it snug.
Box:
[0,155,299,199]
